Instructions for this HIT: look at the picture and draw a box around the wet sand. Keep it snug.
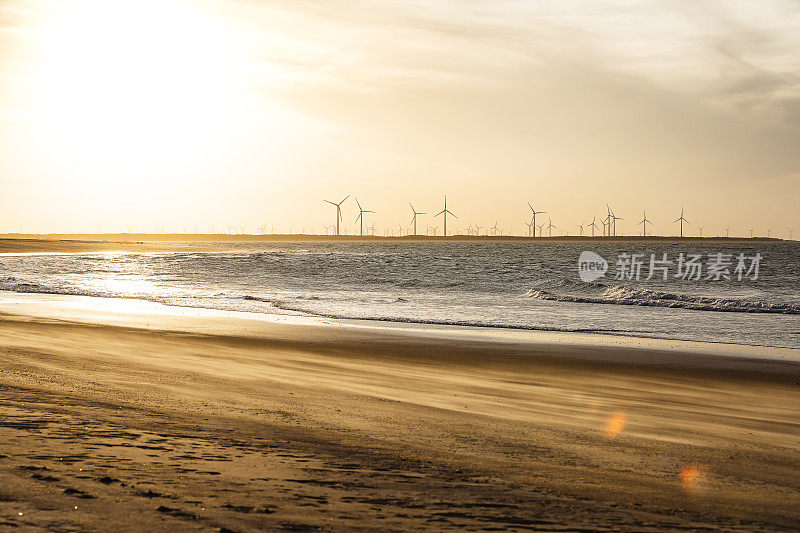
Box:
[0,302,799,532]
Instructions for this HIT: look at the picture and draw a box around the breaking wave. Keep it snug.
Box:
[527,285,800,314]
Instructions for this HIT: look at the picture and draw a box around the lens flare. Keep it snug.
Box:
[604,411,627,438]
[680,465,707,494]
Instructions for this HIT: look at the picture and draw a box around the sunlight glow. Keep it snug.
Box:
[28,0,247,181]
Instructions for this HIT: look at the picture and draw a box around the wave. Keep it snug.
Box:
[527,285,800,315]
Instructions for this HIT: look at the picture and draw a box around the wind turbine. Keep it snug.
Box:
[354,198,374,237]
[525,221,535,237]
[491,221,500,236]
[578,223,584,236]
[767,228,773,238]
[725,226,731,238]
[324,195,349,236]
[674,207,689,237]
[604,205,613,237]
[749,227,754,238]
[637,210,652,237]
[409,204,426,236]
[545,217,556,237]
[588,215,600,237]
[698,226,704,237]
[435,195,456,237]
[527,203,546,238]
[612,212,623,237]
[537,223,545,237]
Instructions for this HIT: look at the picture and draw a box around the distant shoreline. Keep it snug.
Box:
[0,233,788,245]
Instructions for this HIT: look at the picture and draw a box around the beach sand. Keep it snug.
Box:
[0,298,799,532]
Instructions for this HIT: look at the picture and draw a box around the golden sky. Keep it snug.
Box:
[0,0,798,236]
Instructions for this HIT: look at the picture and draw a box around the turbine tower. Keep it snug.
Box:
[525,221,535,237]
[409,204,426,236]
[491,221,500,236]
[435,195,456,237]
[354,198,374,237]
[674,207,689,237]
[637,210,652,237]
[527,203,546,238]
[324,195,350,236]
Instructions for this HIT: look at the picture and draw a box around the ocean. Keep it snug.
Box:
[1,240,798,349]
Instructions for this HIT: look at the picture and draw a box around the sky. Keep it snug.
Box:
[0,0,799,237]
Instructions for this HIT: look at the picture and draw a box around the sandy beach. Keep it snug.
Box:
[0,292,799,532]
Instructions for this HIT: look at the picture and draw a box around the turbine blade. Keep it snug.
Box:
[339,195,350,205]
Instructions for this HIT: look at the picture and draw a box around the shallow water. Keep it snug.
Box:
[1,240,798,348]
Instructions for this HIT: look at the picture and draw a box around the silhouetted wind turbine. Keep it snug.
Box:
[409,204,426,236]
[637,210,652,237]
[354,198,374,237]
[588,215,600,237]
[767,228,773,238]
[537,223,545,237]
[545,217,556,237]
[749,227,754,238]
[674,207,689,237]
[324,195,349,236]
[578,223,584,236]
[435,195,456,237]
[527,203,545,238]
[612,212,623,237]
[525,221,535,237]
[725,226,731,238]
[604,205,613,237]
[698,226,704,237]
[491,221,500,236]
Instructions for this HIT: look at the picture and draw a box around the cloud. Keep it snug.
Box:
[227,0,800,125]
